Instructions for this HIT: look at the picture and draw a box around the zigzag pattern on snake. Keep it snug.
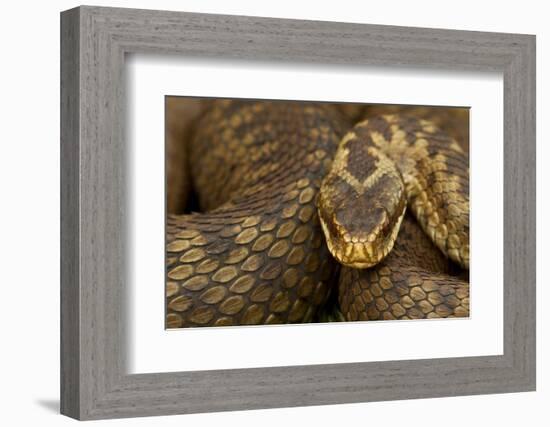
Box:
[165,99,469,327]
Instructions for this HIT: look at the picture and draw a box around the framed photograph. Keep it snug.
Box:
[60,5,535,420]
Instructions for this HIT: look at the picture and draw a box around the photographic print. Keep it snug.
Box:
[165,98,469,328]
[61,7,535,419]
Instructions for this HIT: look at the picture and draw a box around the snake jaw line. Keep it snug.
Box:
[318,204,406,270]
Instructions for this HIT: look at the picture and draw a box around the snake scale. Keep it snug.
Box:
[166,99,469,328]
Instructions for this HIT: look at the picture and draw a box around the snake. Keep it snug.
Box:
[165,99,469,328]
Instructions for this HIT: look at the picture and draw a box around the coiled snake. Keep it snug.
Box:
[166,100,469,328]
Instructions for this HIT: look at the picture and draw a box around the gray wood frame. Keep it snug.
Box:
[60,5,536,420]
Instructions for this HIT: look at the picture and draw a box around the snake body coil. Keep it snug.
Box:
[166,100,469,327]
[166,101,347,327]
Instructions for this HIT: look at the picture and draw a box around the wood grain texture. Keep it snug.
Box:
[60,5,536,420]
[60,7,80,419]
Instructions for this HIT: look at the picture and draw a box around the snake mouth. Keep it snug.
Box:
[318,205,405,269]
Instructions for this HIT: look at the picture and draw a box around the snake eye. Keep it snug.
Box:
[335,210,350,227]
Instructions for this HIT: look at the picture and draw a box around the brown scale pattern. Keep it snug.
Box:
[362,105,470,152]
[318,111,470,321]
[166,101,470,327]
[166,100,349,328]
[350,114,470,268]
[338,214,469,321]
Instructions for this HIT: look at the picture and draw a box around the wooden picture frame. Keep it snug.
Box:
[60,5,536,420]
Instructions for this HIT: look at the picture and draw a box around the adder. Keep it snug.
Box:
[165,100,469,328]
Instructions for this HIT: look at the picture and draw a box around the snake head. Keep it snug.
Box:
[317,134,407,269]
